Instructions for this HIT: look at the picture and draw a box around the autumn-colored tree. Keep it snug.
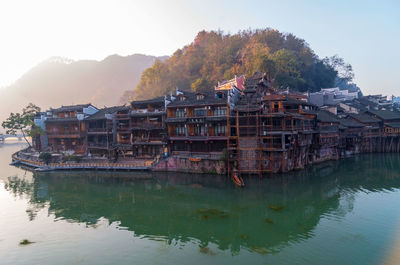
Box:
[133,28,344,99]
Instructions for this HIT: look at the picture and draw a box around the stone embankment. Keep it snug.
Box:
[12,150,153,172]
[12,149,226,174]
[152,156,226,174]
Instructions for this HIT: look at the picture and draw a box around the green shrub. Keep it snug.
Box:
[39,152,52,164]
[71,155,81,163]
[62,155,81,163]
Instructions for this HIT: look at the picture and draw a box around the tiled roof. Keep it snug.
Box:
[347,113,380,123]
[358,97,378,108]
[167,90,227,107]
[131,97,165,108]
[46,117,79,122]
[320,126,339,133]
[386,122,400,128]
[283,97,316,107]
[244,72,265,86]
[342,100,367,111]
[339,118,365,128]
[86,106,127,120]
[366,109,400,121]
[51,104,94,113]
[316,110,340,123]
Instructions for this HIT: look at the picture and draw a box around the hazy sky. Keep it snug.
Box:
[0,0,399,96]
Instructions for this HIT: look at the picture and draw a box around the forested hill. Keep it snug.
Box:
[134,29,347,100]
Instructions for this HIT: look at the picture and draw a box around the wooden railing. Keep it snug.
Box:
[171,151,222,160]
[132,137,164,143]
[47,130,80,135]
[131,122,163,129]
[87,142,108,147]
[87,128,109,133]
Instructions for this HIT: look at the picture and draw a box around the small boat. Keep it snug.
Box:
[232,172,245,187]
[189,157,201,162]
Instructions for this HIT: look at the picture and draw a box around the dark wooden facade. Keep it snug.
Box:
[34,73,400,175]
[130,98,167,158]
[85,106,125,158]
[114,98,168,158]
[45,104,97,154]
[228,73,317,175]
[166,91,229,159]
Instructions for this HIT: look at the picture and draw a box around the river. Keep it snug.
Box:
[1,142,400,265]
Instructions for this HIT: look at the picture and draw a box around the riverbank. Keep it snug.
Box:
[9,145,368,175]
[11,149,154,172]
[11,148,227,174]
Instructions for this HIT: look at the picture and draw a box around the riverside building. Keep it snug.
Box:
[31,73,400,176]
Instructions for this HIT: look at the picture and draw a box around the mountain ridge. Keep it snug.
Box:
[0,53,168,123]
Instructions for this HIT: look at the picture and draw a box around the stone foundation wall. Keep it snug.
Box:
[152,156,226,174]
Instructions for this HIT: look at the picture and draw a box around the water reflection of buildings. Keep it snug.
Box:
[5,153,400,254]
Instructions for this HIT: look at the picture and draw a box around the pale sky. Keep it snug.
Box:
[0,0,399,96]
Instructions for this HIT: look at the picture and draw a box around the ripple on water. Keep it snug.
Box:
[1,145,400,265]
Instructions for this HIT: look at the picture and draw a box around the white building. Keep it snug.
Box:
[308,87,359,107]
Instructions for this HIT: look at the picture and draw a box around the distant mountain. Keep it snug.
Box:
[0,54,168,123]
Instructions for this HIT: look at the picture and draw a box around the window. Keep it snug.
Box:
[176,126,185,136]
[215,124,226,135]
[272,119,282,128]
[214,107,227,116]
[194,124,205,135]
[176,108,186,117]
[216,92,226,99]
[263,119,272,126]
[194,108,206,117]
[196,94,205,100]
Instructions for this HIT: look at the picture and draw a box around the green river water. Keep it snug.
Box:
[1,142,400,265]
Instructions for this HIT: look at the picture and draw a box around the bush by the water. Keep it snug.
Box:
[62,155,82,163]
[39,152,52,164]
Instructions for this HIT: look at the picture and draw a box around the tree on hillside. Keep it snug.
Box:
[323,55,359,92]
[133,28,346,99]
[191,77,210,92]
[119,90,135,104]
[2,103,43,147]
[323,55,354,82]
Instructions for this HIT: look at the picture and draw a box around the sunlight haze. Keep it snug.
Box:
[0,0,399,96]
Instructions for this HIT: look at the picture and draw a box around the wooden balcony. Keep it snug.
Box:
[116,114,130,120]
[117,139,131,145]
[171,151,222,160]
[363,132,381,137]
[132,137,166,145]
[131,122,164,130]
[87,127,110,134]
[87,142,109,149]
[47,131,81,138]
[117,125,130,131]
